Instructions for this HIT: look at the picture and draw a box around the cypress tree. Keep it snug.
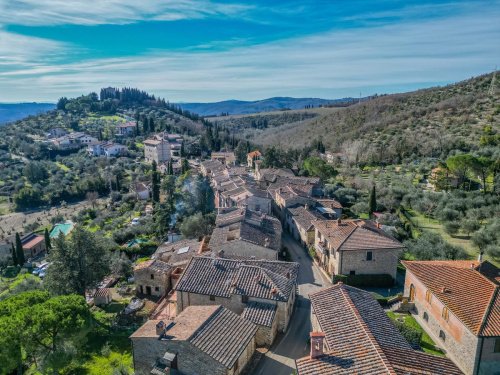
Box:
[15,233,25,265]
[135,120,140,136]
[11,243,18,266]
[369,185,377,216]
[149,118,155,133]
[44,228,51,254]
[168,160,174,175]
[151,161,160,203]
[142,117,149,134]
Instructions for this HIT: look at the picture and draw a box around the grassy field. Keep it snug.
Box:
[387,311,444,357]
[405,208,477,257]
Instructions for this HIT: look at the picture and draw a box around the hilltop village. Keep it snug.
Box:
[0,83,498,375]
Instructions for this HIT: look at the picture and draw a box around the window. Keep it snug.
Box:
[155,287,160,292]
[255,204,260,211]
[366,251,373,261]
[439,330,446,341]
[350,270,356,276]
[423,312,429,322]
[242,295,249,303]
[425,290,432,304]
[150,274,154,280]
[209,295,215,301]
[442,307,449,321]
[494,338,500,353]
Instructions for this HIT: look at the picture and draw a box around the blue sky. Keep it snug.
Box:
[0,0,499,102]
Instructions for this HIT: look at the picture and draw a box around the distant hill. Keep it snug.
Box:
[214,72,499,164]
[0,103,55,124]
[178,97,358,116]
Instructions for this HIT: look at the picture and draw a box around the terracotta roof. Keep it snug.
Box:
[242,302,277,327]
[287,205,323,231]
[94,288,111,297]
[247,150,261,158]
[295,284,462,375]
[154,239,201,266]
[188,305,256,368]
[314,219,403,251]
[175,256,299,302]
[402,260,500,336]
[134,259,172,273]
[315,198,343,209]
[21,233,44,249]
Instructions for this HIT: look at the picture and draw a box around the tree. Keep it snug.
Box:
[142,117,149,134]
[181,158,190,174]
[446,154,475,189]
[86,191,99,209]
[56,97,68,111]
[369,185,377,216]
[110,251,132,279]
[135,120,140,136]
[302,157,337,181]
[180,213,214,239]
[404,232,466,260]
[149,117,155,133]
[23,161,49,184]
[153,203,172,239]
[44,228,51,254]
[15,233,25,265]
[444,221,460,236]
[461,219,480,237]
[161,175,176,207]
[45,227,110,296]
[151,161,160,203]
[10,243,18,266]
[472,156,492,193]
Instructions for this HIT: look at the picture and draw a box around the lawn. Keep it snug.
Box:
[404,208,477,257]
[387,311,444,357]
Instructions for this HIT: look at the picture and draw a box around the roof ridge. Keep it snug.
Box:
[339,286,398,375]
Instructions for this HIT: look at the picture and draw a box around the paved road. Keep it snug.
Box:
[253,234,333,375]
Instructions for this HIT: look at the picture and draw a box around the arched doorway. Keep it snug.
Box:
[409,284,416,302]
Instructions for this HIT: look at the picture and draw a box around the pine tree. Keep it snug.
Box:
[15,232,25,265]
[369,185,377,216]
[44,228,51,254]
[11,243,18,266]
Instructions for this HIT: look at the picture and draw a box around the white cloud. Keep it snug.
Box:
[0,0,251,26]
[0,8,499,102]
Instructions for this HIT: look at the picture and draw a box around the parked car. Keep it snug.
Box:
[33,262,49,276]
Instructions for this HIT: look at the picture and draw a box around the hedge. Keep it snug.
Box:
[333,273,394,287]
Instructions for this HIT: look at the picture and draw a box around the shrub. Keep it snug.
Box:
[394,320,422,348]
[333,273,394,287]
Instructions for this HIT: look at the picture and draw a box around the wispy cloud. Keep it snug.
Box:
[0,0,500,101]
[0,2,499,101]
[0,0,251,26]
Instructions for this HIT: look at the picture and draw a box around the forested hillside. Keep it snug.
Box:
[216,72,499,165]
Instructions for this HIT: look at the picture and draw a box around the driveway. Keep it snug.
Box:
[253,234,333,375]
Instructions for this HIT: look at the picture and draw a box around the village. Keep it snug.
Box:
[2,118,498,375]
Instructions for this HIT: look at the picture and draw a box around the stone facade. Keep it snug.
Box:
[314,227,401,279]
[254,317,278,347]
[404,270,500,375]
[144,138,170,164]
[134,265,171,297]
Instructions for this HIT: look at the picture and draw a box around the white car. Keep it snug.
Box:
[131,217,141,226]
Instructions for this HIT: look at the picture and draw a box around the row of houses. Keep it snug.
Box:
[295,259,500,375]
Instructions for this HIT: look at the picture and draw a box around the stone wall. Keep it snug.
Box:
[405,270,481,375]
[335,248,401,279]
[134,268,171,297]
[254,316,278,346]
[477,337,500,375]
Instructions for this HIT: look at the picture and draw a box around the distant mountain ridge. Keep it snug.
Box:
[178,97,357,116]
[0,103,55,124]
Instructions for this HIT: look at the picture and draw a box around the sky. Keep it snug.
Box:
[0,0,499,102]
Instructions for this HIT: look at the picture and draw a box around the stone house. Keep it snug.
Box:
[242,301,278,346]
[209,207,282,260]
[131,182,151,200]
[175,256,299,336]
[144,136,171,164]
[131,305,257,375]
[21,233,46,259]
[295,283,462,374]
[402,260,500,375]
[134,259,172,297]
[116,122,136,136]
[313,219,403,280]
[94,288,112,306]
[52,132,98,149]
[247,150,261,168]
[87,141,127,157]
[219,185,272,215]
[211,151,236,166]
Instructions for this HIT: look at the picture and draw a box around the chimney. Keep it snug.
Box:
[310,332,326,359]
[478,252,483,263]
[156,321,166,337]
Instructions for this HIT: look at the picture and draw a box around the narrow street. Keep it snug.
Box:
[253,234,333,375]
